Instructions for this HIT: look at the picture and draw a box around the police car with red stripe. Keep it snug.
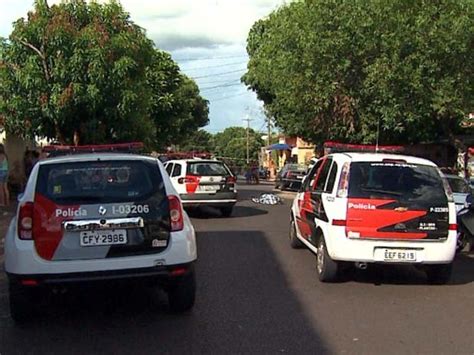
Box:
[4,144,197,321]
[163,159,237,216]
[290,153,457,284]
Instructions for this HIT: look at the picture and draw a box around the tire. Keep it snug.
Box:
[425,264,452,285]
[168,269,196,313]
[289,218,303,249]
[9,282,38,323]
[220,206,233,217]
[316,237,339,282]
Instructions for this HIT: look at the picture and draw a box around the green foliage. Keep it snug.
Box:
[243,0,474,145]
[178,129,214,152]
[214,126,264,164]
[0,0,208,148]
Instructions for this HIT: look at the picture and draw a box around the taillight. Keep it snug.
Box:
[18,202,34,240]
[226,176,236,184]
[168,195,184,231]
[449,224,457,231]
[178,175,199,184]
[336,162,350,198]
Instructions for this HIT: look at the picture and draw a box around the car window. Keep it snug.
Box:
[314,158,332,192]
[324,161,338,193]
[303,160,323,191]
[36,160,163,204]
[447,177,470,193]
[187,162,230,176]
[348,162,447,207]
[172,163,182,177]
[165,163,173,176]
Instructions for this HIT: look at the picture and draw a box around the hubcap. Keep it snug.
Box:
[317,241,324,274]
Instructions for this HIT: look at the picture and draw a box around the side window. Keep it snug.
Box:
[172,164,182,177]
[324,161,338,193]
[303,160,323,191]
[165,163,173,176]
[314,159,332,192]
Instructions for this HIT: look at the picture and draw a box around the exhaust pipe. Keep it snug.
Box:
[355,262,368,270]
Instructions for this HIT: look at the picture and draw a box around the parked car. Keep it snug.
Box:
[444,174,472,212]
[290,153,456,284]
[275,163,307,190]
[5,146,197,322]
[164,159,237,216]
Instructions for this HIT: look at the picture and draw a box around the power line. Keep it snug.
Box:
[200,82,243,91]
[191,68,246,80]
[182,61,247,72]
[174,54,248,63]
[206,92,250,102]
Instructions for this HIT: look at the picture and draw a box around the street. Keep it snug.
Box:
[1,183,474,354]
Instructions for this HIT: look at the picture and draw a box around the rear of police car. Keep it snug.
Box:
[5,148,196,321]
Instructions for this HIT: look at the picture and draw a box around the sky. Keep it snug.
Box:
[0,0,287,134]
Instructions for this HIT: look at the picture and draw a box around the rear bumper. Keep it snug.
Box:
[7,262,194,287]
[326,226,457,264]
[180,192,237,206]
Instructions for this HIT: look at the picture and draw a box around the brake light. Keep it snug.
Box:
[178,175,199,184]
[226,176,236,184]
[18,202,34,240]
[449,224,457,231]
[336,162,350,198]
[168,195,184,231]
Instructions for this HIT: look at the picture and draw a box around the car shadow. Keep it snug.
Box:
[340,252,474,286]
[0,231,329,354]
[185,205,268,219]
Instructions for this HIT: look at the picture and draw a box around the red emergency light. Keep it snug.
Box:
[43,142,144,156]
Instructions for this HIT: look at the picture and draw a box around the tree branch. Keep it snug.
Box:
[16,38,50,81]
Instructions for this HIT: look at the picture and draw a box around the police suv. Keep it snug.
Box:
[290,153,457,284]
[4,144,197,321]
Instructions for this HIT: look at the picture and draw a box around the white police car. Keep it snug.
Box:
[4,144,197,321]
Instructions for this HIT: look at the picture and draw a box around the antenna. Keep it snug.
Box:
[375,118,380,153]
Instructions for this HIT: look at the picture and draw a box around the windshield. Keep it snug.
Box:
[447,176,470,193]
[348,162,447,206]
[187,162,231,176]
[36,160,163,204]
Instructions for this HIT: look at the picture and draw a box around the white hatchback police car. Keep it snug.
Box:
[4,145,197,321]
[290,153,457,284]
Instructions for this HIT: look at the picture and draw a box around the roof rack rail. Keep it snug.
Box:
[43,142,144,157]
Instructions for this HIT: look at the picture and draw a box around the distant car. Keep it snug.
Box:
[164,159,237,216]
[5,147,197,322]
[275,163,306,191]
[444,174,472,212]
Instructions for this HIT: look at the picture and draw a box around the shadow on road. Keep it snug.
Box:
[340,252,474,286]
[0,231,329,354]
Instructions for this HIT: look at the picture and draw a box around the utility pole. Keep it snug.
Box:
[243,115,253,164]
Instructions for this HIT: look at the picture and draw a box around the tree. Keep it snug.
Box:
[243,0,474,145]
[0,0,209,148]
[214,126,264,164]
[178,129,214,152]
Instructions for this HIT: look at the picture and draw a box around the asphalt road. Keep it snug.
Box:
[1,183,474,354]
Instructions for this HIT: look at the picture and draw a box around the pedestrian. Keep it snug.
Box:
[0,144,10,207]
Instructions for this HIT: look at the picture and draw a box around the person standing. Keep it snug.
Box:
[0,144,10,207]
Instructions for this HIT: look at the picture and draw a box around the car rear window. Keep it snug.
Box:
[36,159,164,204]
[187,162,230,176]
[447,177,470,193]
[348,162,447,206]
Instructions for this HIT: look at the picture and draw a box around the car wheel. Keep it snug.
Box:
[289,218,303,249]
[168,268,196,313]
[316,237,339,282]
[220,206,233,217]
[425,264,452,285]
[9,282,38,323]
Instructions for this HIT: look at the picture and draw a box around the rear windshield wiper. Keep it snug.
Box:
[55,195,105,201]
[360,188,403,196]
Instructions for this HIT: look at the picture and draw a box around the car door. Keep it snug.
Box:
[295,159,324,241]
